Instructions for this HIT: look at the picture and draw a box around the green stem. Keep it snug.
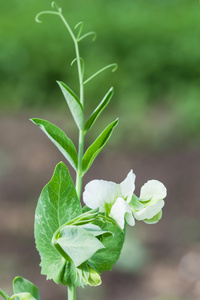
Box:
[76,129,84,200]
[59,13,85,201]
[0,289,9,300]
[68,285,76,300]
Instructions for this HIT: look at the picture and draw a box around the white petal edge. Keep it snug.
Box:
[134,199,165,221]
[140,180,167,202]
[83,179,117,212]
[120,170,136,203]
[109,197,135,229]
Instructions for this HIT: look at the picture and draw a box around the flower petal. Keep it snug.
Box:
[120,170,136,203]
[109,197,135,229]
[144,210,162,224]
[140,180,167,202]
[83,179,117,212]
[134,199,165,221]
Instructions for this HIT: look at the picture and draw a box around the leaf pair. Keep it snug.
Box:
[58,80,114,133]
[0,277,40,300]
[31,82,116,174]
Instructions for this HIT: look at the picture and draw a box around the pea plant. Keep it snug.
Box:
[0,3,167,300]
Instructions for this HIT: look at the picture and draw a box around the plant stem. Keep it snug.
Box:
[0,289,9,300]
[68,285,76,300]
[76,129,84,200]
[59,13,85,201]
[74,26,85,201]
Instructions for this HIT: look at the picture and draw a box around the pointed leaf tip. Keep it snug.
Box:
[85,87,114,132]
[82,119,119,174]
[57,81,84,130]
[30,118,78,170]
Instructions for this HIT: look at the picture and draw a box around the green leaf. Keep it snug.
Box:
[34,162,82,284]
[13,277,40,300]
[144,210,162,224]
[57,81,84,130]
[55,226,105,267]
[85,87,114,132]
[79,224,112,237]
[10,293,36,300]
[82,119,118,174]
[31,118,78,171]
[88,220,125,273]
[0,289,10,300]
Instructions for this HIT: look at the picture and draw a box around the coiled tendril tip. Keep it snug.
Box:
[111,63,118,72]
[35,14,42,23]
[51,1,62,13]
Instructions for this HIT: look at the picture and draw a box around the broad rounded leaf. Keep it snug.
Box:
[82,119,118,174]
[31,118,78,170]
[34,162,82,284]
[57,81,84,130]
[13,277,40,300]
[85,87,114,132]
[55,226,105,267]
[88,220,125,273]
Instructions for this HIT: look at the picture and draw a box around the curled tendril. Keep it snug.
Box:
[78,31,97,42]
[71,57,85,79]
[35,2,62,23]
[74,21,84,39]
[35,10,60,23]
[51,1,62,13]
[84,63,118,85]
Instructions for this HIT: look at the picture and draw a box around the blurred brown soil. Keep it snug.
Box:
[0,113,200,300]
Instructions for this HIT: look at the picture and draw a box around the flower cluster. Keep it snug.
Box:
[83,170,167,229]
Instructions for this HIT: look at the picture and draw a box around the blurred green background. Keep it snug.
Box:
[0,0,200,300]
[1,0,200,150]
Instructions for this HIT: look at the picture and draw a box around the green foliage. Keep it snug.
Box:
[13,277,40,300]
[31,118,78,170]
[82,119,118,174]
[88,221,125,273]
[57,81,84,130]
[54,225,105,267]
[85,87,114,132]
[0,278,40,300]
[34,162,82,284]
[10,293,36,300]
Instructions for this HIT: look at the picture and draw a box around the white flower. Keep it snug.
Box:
[83,171,136,229]
[132,180,167,223]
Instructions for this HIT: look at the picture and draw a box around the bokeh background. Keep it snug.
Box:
[0,0,200,300]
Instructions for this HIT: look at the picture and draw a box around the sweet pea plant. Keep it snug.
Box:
[0,3,167,300]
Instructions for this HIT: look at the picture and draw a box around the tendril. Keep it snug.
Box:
[74,22,84,39]
[78,31,97,42]
[71,57,85,80]
[84,63,118,85]
[35,10,60,23]
[51,1,62,13]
